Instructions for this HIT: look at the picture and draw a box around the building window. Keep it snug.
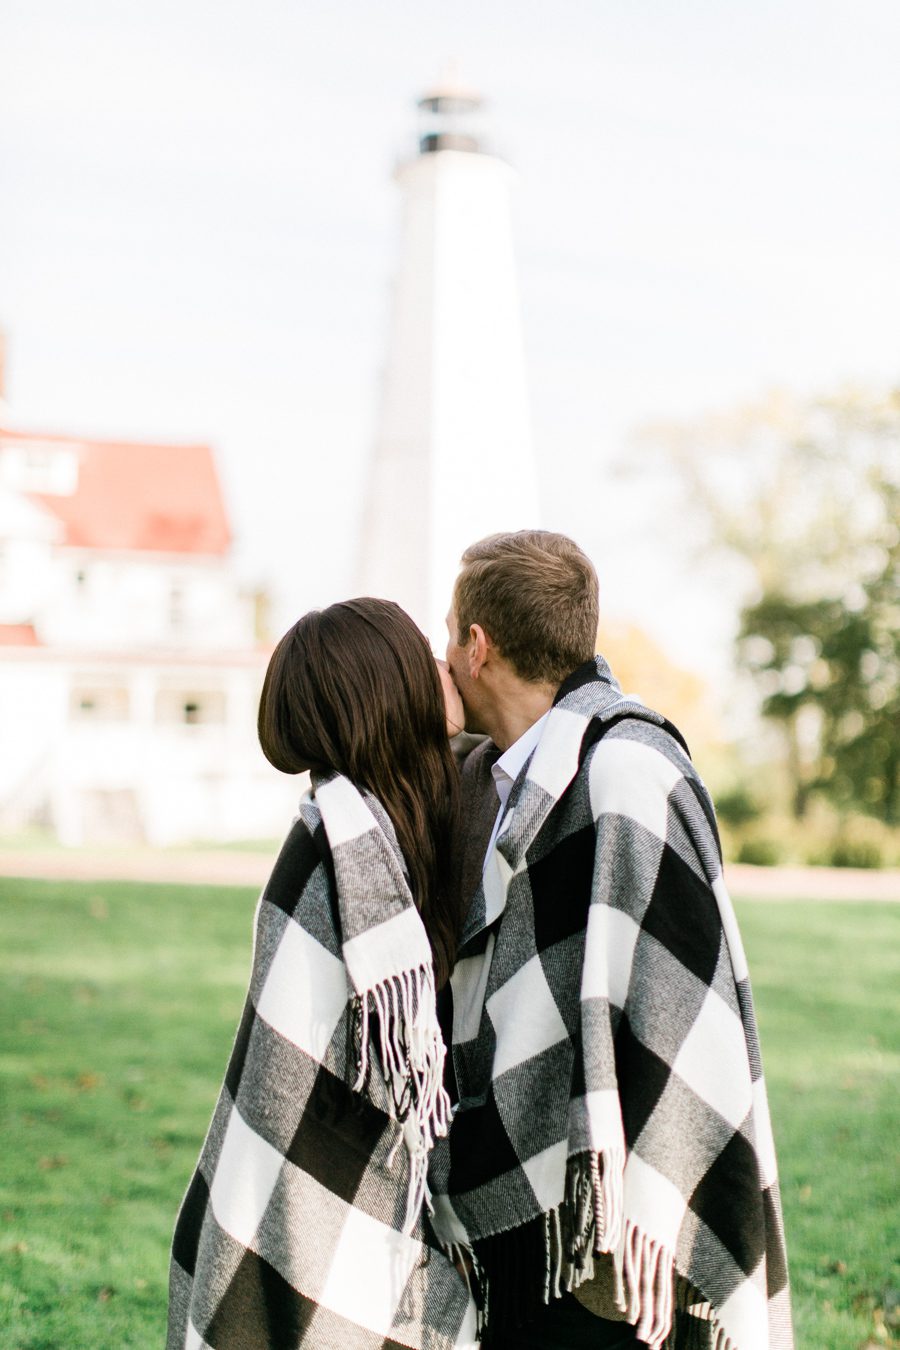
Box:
[169,584,185,631]
[70,686,130,721]
[155,689,226,726]
[0,443,79,494]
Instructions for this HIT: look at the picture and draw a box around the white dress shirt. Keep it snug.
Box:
[482,711,550,873]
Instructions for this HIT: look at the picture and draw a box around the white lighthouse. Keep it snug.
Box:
[358,73,540,645]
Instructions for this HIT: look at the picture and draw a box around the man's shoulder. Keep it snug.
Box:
[588,710,694,767]
[578,711,701,801]
[577,711,719,855]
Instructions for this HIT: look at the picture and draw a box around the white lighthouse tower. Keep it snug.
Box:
[358,73,540,645]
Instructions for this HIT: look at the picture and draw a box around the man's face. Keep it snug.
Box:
[445,604,484,734]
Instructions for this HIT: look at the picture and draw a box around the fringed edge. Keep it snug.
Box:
[542,1154,601,1302]
[544,1156,674,1350]
[457,1151,741,1350]
[558,1154,736,1350]
[353,963,451,1234]
[660,1283,738,1350]
[470,1217,547,1345]
[616,1217,675,1350]
[588,1145,626,1253]
[441,1240,487,1339]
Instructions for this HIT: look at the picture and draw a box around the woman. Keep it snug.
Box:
[167,599,477,1350]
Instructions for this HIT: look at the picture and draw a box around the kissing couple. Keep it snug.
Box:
[167,530,792,1350]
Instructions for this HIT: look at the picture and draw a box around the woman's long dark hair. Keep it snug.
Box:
[258,598,463,987]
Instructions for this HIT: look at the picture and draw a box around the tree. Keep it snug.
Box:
[636,386,900,822]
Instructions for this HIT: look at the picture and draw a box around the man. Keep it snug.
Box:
[428,531,792,1350]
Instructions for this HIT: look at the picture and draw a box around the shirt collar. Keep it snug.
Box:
[490,711,551,803]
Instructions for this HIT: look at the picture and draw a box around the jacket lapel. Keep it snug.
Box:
[459,747,500,908]
[457,741,502,946]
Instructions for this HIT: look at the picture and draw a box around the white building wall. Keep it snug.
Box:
[359,146,540,647]
[429,152,538,641]
[37,552,255,651]
[0,487,60,624]
[0,650,301,847]
[0,661,68,818]
[0,434,287,847]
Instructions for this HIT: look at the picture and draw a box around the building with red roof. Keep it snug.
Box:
[0,415,295,846]
[20,430,231,555]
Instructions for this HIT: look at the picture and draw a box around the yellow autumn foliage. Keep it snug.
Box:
[596,620,722,764]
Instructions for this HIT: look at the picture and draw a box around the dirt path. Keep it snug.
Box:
[0,848,897,900]
[725,862,899,901]
[0,848,272,888]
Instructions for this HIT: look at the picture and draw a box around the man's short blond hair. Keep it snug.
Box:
[453,530,599,684]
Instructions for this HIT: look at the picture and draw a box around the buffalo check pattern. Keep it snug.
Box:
[167,776,477,1350]
[428,658,792,1350]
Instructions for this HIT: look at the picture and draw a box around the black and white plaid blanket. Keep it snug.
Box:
[167,772,477,1350]
[428,658,792,1350]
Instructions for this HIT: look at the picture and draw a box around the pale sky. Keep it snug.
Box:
[2,0,898,677]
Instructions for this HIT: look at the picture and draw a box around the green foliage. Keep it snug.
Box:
[642,383,900,824]
[735,836,782,866]
[720,798,900,868]
[739,480,900,823]
[713,784,762,828]
[1,879,898,1349]
[826,838,883,869]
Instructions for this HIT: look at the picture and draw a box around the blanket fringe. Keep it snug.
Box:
[453,1152,737,1350]
[542,1154,675,1349]
[588,1145,626,1254]
[617,1217,675,1350]
[353,963,451,1233]
[582,1150,737,1350]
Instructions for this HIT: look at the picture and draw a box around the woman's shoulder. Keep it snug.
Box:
[271,796,330,875]
[259,800,342,951]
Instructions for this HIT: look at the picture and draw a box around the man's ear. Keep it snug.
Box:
[468,624,490,679]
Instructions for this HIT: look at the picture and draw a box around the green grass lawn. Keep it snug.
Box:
[1,879,897,1350]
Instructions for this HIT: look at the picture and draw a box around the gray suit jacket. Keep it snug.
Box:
[456,738,500,915]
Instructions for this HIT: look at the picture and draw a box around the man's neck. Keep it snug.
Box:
[485,681,557,752]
